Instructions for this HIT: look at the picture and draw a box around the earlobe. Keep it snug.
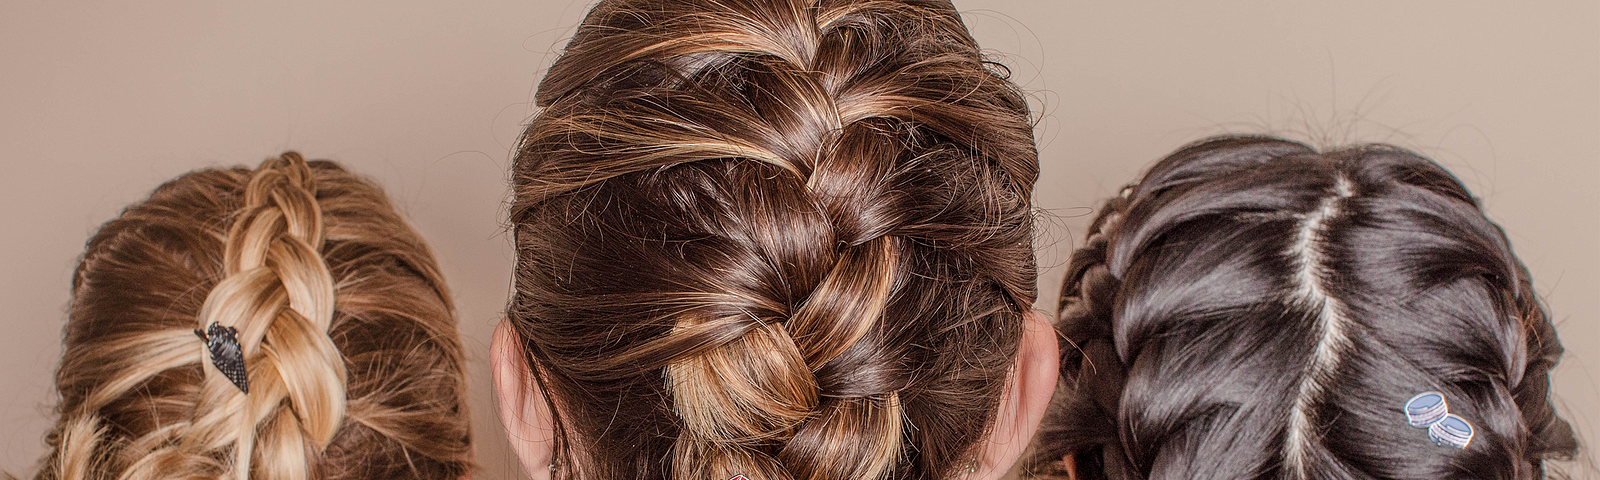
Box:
[972,310,1061,479]
[491,319,557,480]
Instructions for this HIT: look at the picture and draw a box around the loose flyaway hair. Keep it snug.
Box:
[36,153,472,480]
[1030,136,1577,479]
[507,0,1038,479]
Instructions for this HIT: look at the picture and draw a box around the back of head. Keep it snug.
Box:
[38,153,472,480]
[1031,136,1576,479]
[508,0,1038,479]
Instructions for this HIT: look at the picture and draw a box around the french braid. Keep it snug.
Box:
[509,1,1038,479]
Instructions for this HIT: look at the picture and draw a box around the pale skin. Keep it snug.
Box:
[492,310,1060,480]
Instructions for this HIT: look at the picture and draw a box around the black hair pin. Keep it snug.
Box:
[195,322,249,393]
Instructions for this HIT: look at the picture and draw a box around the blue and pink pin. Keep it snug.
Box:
[1404,391,1474,449]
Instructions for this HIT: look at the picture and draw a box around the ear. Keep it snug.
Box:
[971,310,1060,480]
[491,319,557,480]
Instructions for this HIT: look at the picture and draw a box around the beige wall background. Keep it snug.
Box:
[2,1,1594,477]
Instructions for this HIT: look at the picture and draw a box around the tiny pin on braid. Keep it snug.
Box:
[195,322,248,393]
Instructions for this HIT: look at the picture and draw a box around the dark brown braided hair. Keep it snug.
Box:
[1029,136,1576,479]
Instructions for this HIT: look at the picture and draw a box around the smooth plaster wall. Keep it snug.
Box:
[2,1,1594,478]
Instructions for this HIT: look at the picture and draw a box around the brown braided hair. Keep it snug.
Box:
[507,0,1038,479]
[36,153,472,479]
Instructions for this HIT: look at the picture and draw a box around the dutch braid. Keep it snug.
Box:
[47,154,344,480]
[185,153,346,480]
[1026,189,1131,479]
[1029,136,1577,479]
[39,153,473,480]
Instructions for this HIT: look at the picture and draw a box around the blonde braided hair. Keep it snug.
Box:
[39,153,472,480]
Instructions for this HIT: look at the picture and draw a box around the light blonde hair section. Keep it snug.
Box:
[52,154,347,480]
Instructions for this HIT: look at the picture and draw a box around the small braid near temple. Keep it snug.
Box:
[32,153,473,480]
[497,0,1058,479]
[1028,136,1577,479]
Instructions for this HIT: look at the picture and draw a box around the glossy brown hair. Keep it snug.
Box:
[1030,136,1576,479]
[35,153,472,480]
[506,0,1039,479]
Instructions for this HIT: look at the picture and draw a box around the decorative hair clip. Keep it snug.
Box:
[1428,414,1475,449]
[730,476,749,480]
[1404,391,1473,449]
[195,322,249,393]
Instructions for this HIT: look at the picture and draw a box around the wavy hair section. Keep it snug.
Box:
[36,153,472,480]
[508,1,1038,479]
[1029,136,1577,479]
